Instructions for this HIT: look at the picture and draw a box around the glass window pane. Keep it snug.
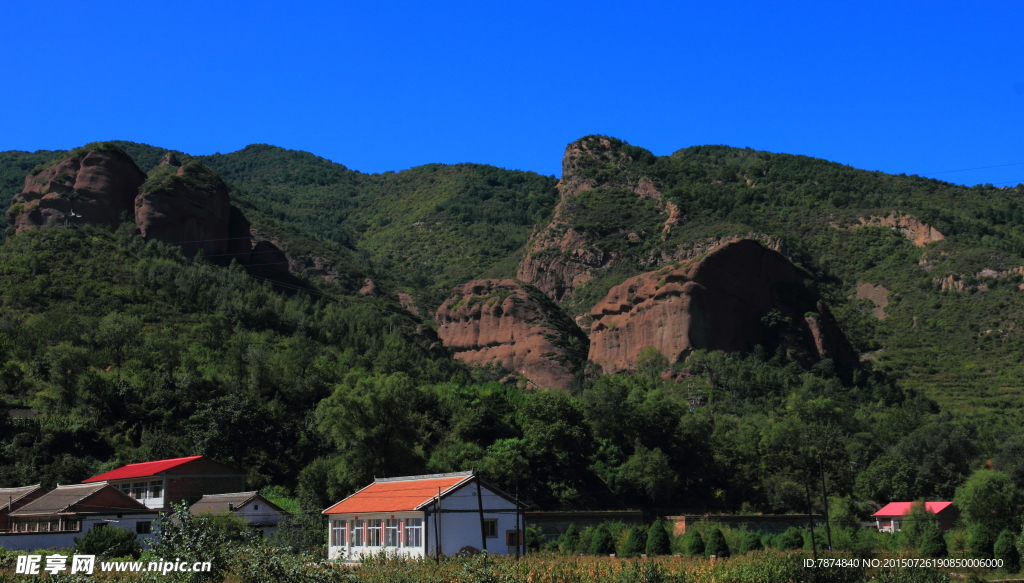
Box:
[385,519,400,546]
[353,520,364,546]
[367,519,382,546]
[149,481,163,498]
[404,518,422,548]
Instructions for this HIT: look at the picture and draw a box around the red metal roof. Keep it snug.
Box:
[82,456,204,483]
[323,475,471,514]
[873,501,953,517]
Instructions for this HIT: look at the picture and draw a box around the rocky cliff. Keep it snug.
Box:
[435,279,588,390]
[6,144,146,233]
[587,239,857,376]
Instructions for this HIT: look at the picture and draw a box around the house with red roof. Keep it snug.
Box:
[322,471,525,561]
[873,501,959,532]
[82,456,246,511]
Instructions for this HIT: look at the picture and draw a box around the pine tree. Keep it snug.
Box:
[705,527,730,558]
[560,524,580,554]
[684,531,705,556]
[589,523,615,555]
[969,523,994,559]
[738,530,763,553]
[919,524,948,558]
[619,525,647,557]
[994,530,1020,573]
[645,520,671,556]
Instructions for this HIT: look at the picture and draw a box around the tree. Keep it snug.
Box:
[684,532,708,553]
[589,523,615,555]
[919,524,947,558]
[969,523,994,559]
[645,520,671,556]
[955,469,1022,537]
[994,529,1020,573]
[706,527,730,557]
[95,311,141,378]
[620,525,647,557]
[559,523,581,554]
[151,502,247,583]
[617,444,679,506]
[74,526,141,559]
[636,347,669,379]
[778,527,804,550]
[901,501,936,551]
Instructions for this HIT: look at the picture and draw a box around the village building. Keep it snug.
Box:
[82,455,246,511]
[0,485,45,533]
[0,483,157,550]
[874,501,959,532]
[189,492,287,538]
[322,471,525,561]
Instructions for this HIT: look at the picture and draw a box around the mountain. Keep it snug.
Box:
[2,136,1023,515]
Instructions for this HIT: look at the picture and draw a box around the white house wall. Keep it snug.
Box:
[232,501,284,539]
[0,514,156,551]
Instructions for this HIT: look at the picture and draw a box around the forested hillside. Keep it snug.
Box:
[1,138,1023,522]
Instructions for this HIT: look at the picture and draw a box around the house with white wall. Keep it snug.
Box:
[82,455,246,511]
[189,491,287,538]
[0,485,45,533]
[0,483,157,550]
[323,471,524,561]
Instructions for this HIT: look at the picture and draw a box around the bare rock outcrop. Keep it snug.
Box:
[855,283,889,320]
[588,239,857,376]
[135,161,232,258]
[6,144,146,234]
[435,279,588,390]
[852,214,945,246]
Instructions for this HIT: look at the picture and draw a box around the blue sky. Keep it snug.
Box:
[1,1,1021,186]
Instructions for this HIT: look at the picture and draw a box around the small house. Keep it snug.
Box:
[0,485,45,532]
[322,471,525,561]
[874,501,958,532]
[189,492,287,538]
[0,483,157,550]
[82,455,246,511]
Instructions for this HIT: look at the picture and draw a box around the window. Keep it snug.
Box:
[506,530,521,546]
[331,520,347,547]
[366,519,382,546]
[404,518,422,548]
[118,483,131,495]
[484,519,498,538]
[149,481,163,499]
[352,520,364,546]
[254,504,259,510]
[132,482,146,499]
[136,521,152,535]
[385,519,400,547]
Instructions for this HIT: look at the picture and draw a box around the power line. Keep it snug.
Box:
[922,162,1024,175]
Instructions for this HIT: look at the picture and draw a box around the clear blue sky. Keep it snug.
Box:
[2,1,1021,186]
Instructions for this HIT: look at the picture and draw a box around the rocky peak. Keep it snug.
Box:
[434,279,588,390]
[157,152,182,168]
[134,161,232,258]
[587,239,857,378]
[7,143,146,234]
[849,214,945,246]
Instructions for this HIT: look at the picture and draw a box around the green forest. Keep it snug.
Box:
[2,137,1024,543]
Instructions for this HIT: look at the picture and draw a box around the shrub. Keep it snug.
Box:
[619,525,647,557]
[739,530,763,553]
[73,526,141,559]
[683,531,705,556]
[645,520,671,556]
[994,529,1019,573]
[589,523,615,555]
[778,527,804,550]
[559,523,580,554]
[706,527,730,558]
[919,524,948,558]
[968,523,994,559]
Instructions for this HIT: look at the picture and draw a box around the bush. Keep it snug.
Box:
[559,523,580,554]
[739,530,763,553]
[994,529,1020,573]
[683,531,705,556]
[778,527,804,550]
[73,526,141,559]
[589,523,615,555]
[619,525,647,557]
[919,524,948,558]
[645,520,671,556]
[968,523,994,559]
[706,527,730,558]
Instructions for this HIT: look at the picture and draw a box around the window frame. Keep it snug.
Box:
[366,519,383,547]
[352,520,364,547]
[331,520,347,547]
[403,518,423,548]
[483,519,498,538]
[136,521,152,535]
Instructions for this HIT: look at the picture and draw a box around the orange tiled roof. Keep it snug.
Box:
[323,473,472,514]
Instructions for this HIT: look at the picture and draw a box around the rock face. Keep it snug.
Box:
[855,283,889,319]
[134,161,232,259]
[517,136,664,301]
[435,279,588,390]
[588,239,857,376]
[7,145,146,234]
[853,214,945,246]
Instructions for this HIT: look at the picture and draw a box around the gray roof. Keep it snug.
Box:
[0,484,42,508]
[188,492,285,516]
[11,484,150,517]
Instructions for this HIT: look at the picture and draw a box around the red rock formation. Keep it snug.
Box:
[134,161,232,258]
[853,214,945,246]
[854,283,889,319]
[588,239,857,375]
[226,206,253,264]
[6,145,146,234]
[435,279,588,390]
